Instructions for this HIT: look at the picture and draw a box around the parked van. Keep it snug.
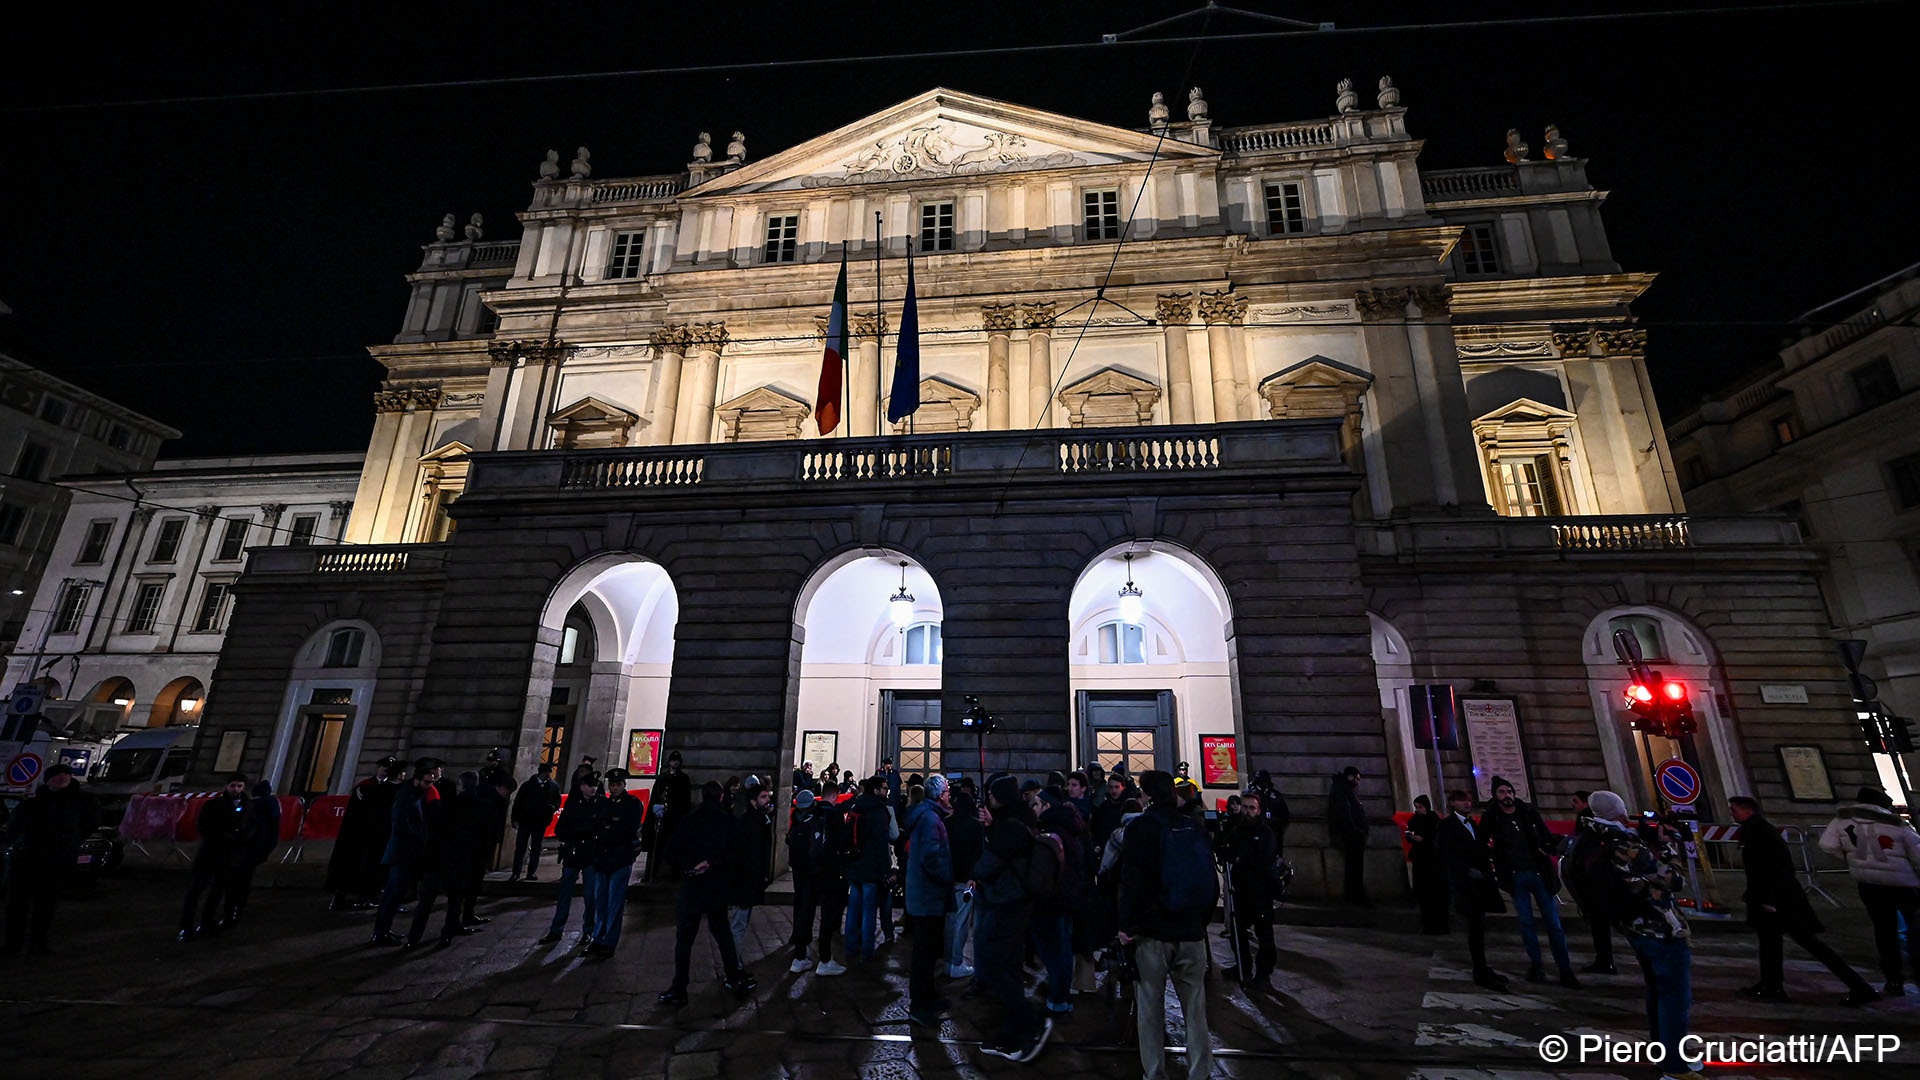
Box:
[90,726,199,806]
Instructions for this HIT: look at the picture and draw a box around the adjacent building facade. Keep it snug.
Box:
[1669,265,1920,803]
[186,85,1878,893]
[0,351,178,655]
[3,454,361,754]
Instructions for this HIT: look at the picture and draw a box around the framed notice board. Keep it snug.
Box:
[1461,697,1531,802]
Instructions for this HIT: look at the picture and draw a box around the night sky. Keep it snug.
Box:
[4,1,1914,457]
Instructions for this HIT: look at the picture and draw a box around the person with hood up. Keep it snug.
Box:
[1326,766,1369,906]
[901,774,955,1027]
[225,779,282,926]
[786,788,847,975]
[972,772,1051,1063]
[1,763,98,956]
[1732,795,1879,1005]
[658,781,753,1006]
[1818,786,1920,996]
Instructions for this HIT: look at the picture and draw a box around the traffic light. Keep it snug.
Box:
[1660,677,1696,736]
[1624,673,1666,736]
[1890,714,1917,755]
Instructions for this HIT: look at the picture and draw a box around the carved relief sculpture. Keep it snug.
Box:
[1148,91,1170,128]
[692,132,713,163]
[1503,129,1530,164]
[570,146,592,179]
[850,312,888,341]
[1376,76,1401,109]
[538,149,561,180]
[1058,368,1162,428]
[649,325,690,353]
[1336,78,1359,114]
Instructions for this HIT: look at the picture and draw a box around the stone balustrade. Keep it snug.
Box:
[1552,517,1691,551]
[1218,121,1337,153]
[468,241,521,268]
[1419,167,1520,201]
[589,176,685,204]
[247,544,450,575]
[1357,514,1802,559]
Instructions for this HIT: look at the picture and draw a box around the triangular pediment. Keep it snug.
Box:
[418,439,473,463]
[1259,356,1374,391]
[548,396,636,425]
[716,385,810,414]
[694,88,1219,196]
[1475,397,1577,425]
[1061,367,1160,397]
[916,376,979,405]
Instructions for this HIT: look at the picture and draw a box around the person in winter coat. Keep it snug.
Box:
[658,782,752,1006]
[1117,770,1214,1080]
[508,764,563,881]
[225,779,281,926]
[1819,786,1920,995]
[407,772,486,948]
[786,789,847,974]
[727,783,774,955]
[1,763,99,956]
[1326,766,1370,906]
[326,756,400,910]
[1223,788,1280,987]
[1404,795,1449,934]
[1092,773,1139,853]
[840,777,894,965]
[540,771,603,945]
[1249,769,1291,854]
[584,768,645,957]
[179,774,255,941]
[944,786,983,979]
[1562,797,1620,975]
[1483,777,1577,987]
[901,775,955,1027]
[1582,791,1693,1069]
[372,758,441,945]
[1031,786,1090,1014]
[972,772,1050,1063]
[1731,795,1879,1004]
[1438,789,1507,990]
[643,751,691,882]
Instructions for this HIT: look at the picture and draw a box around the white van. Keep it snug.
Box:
[90,726,199,804]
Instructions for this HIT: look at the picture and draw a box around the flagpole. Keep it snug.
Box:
[843,242,850,441]
[874,210,884,437]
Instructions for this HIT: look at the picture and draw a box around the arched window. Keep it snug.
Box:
[322,628,366,669]
[1607,614,1668,663]
[559,612,596,667]
[1097,621,1146,665]
[901,622,942,665]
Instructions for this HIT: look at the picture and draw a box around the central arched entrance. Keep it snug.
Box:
[521,554,680,785]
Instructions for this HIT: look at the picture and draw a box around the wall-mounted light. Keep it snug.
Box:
[112,697,132,707]
[1117,552,1145,625]
[179,698,201,711]
[888,560,916,629]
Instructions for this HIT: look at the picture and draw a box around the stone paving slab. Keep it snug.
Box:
[1,870,1914,1079]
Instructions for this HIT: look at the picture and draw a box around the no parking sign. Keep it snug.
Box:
[6,751,44,788]
[1655,757,1701,805]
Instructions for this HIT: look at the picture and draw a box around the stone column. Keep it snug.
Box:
[1200,291,1247,423]
[851,313,887,437]
[983,304,1016,429]
[1023,304,1056,428]
[344,406,405,543]
[680,322,728,445]
[648,325,689,446]
[1407,285,1484,510]
[477,348,516,451]
[1157,292,1196,424]
[369,388,441,543]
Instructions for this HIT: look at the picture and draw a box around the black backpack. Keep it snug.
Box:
[1157,814,1220,917]
[1022,827,1064,903]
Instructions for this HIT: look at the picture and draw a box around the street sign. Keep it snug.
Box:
[1656,757,1701,805]
[6,751,45,788]
[7,683,42,717]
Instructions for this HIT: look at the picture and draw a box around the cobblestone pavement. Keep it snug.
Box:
[1,870,1913,1079]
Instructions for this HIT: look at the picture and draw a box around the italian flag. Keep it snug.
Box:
[815,255,848,435]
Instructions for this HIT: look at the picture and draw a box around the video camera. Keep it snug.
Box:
[958,694,995,733]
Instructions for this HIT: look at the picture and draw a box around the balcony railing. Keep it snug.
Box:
[1059,434,1220,473]
[246,544,450,575]
[590,176,684,204]
[1219,121,1337,153]
[801,445,953,481]
[561,455,704,489]
[1551,517,1691,551]
[469,241,521,268]
[1420,167,1520,201]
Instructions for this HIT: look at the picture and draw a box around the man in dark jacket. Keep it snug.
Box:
[644,751,691,882]
[1484,777,1577,987]
[1118,770,1213,1080]
[840,777,893,966]
[973,773,1050,1063]
[327,756,399,910]
[225,779,281,926]
[508,764,562,882]
[179,774,254,941]
[1731,795,1878,1004]
[584,768,645,957]
[785,789,846,974]
[901,775,955,1027]
[1327,766,1369,906]
[1562,799,1619,974]
[1,764,98,956]
[1031,786,1090,1015]
[1248,769,1291,854]
[1222,788,1279,987]
[1091,773,1139,853]
[944,786,983,979]
[727,782,774,956]
[1438,789,1508,990]
[372,758,441,945]
[658,782,752,1006]
[540,771,603,944]
[407,771,486,948]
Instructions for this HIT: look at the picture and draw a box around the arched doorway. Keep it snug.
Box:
[1581,606,1747,817]
[789,550,943,785]
[1067,543,1238,792]
[267,621,382,798]
[522,554,679,786]
[85,676,137,735]
[147,676,206,728]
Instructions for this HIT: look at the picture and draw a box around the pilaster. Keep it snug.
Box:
[1199,290,1247,423]
[649,325,690,446]
[680,322,728,445]
[1157,293,1196,425]
[983,304,1016,430]
[850,313,887,438]
[1023,304,1056,428]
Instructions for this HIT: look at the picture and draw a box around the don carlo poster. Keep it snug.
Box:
[1200,735,1239,788]
[627,729,663,777]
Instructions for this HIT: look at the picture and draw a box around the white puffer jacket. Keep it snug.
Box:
[1818,803,1920,888]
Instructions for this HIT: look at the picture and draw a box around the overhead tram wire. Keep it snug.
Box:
[3,1,1898,114]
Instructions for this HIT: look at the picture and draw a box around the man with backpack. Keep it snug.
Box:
[972,772,1052,1063]
[1031,785,1089,1015]
[902,774,955,1026]
[787,789,848,975]
[1118,769,1216,1080]
[508,764,562,882]
[840,776,894,967]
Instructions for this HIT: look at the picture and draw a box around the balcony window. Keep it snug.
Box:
[289,514,319,546]
[919,201,955,252]
[1459,223,1500,276]
[763,214,799,264]
[1082,189,1121,241]
[606,230,646,279]
[1851,356,1899,411]
[53,582,92,634]
[1496,455,1562,516]
[1263,181,1304,235]
[150,518,186,562]
[126,582,166,633]
[193,582,232,633]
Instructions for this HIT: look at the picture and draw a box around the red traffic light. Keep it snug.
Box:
[1661,680,1687,703]
[1626,683,1654,705]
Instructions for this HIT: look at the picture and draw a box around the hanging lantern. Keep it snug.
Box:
[1117,552,1145,625]
[889,560,916,629]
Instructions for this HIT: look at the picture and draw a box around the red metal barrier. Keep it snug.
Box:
[172,793,220,842]
[118,793,187,843]
[535,789,650,839]
[301,795,351,841]
[275,795,303,842]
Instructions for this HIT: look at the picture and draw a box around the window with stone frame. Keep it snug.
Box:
[1607,614,1669,663]
[1263,181,1305,235]
[288,514,320,546]
[214,517,250,561]
[0,503,27,547]
[919,201,955,252]
[192,581,233,633]
[1495,455,1562,516]
[322,627,366,668]
[1082,188,1121,241]
[78,520,114,564]
[606,229,647,279]
[1888,452,1920,510]
[1458,223,1500,276]
[12,441,51,481]
[763,213,799,264]
[1097,621,1147,664]
[1473,400,1578,517]
[1851,355,1901,411]
[52,581,91,634]
[126,581,166,633]
[149,517,186,562]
